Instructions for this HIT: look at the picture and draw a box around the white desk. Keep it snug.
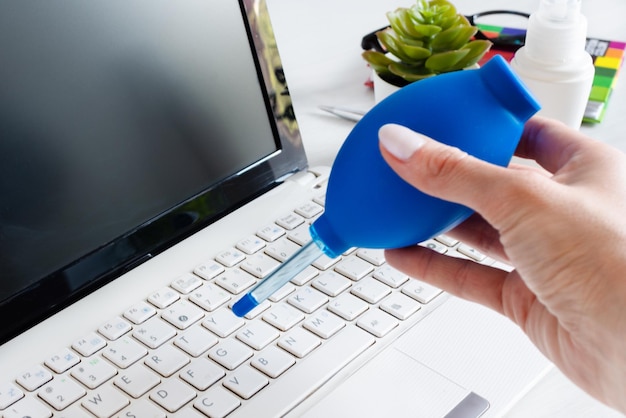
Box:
[266,0,626,416]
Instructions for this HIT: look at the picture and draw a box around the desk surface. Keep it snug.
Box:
[266,0,626,416]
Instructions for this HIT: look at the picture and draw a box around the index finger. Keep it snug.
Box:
[515,116,593,174]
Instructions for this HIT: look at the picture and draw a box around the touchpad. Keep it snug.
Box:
[299,347,489,417]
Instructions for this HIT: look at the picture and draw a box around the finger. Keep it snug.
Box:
[445,213,508,262]
[384,246,539,329]
[384,246,510,314]
[378,123,538,229]
[515,116,594,174]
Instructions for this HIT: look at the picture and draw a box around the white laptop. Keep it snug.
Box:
[0,1,551,417]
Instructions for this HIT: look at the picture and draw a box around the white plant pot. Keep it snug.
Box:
[372,70,402,103]
[372,64,480,103]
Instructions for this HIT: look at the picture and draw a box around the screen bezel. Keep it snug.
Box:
[0,0,307,344]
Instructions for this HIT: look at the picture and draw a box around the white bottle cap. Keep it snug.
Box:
[525,0,587,63]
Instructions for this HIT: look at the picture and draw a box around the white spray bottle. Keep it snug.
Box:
[511,0,594,129]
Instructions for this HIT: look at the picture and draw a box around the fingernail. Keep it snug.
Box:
[379,124,427,161]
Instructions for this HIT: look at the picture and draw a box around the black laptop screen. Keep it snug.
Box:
[0,0,306,342]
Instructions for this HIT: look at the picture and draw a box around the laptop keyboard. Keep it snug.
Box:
[0,191,498,418]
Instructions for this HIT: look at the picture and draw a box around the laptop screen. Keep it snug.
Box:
[0,0,307,343]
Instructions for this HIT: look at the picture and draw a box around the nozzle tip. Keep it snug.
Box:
[232,293,258,317]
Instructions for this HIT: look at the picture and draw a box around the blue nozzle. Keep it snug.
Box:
[232,293,259,317]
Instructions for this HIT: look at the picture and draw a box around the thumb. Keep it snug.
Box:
[378,123,525,226]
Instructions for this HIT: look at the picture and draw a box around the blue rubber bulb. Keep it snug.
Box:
[310,55,540,258]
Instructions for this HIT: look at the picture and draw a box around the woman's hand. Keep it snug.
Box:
[378,117,626,414]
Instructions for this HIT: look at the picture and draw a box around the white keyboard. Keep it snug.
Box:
[0,192,497,418]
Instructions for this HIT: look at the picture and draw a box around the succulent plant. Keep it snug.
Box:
[362,0,492,86]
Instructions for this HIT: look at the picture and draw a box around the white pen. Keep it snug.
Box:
[318,105,366,122]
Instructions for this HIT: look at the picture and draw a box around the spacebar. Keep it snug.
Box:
[230,325,376,417]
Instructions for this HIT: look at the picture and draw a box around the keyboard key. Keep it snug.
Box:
[351,277,392,304]
[334,257,374,281]
[203,309,245,338]
[144,344,190,377]
[435,234,458,247]
[256,224,285,242]
[161,299,204,330]
[223,365,269,399]
[149,378,196,413]
[215,248,246,267]
[236,235,266,255]
[214,269,256,295]
[302,309,345,339]
[16,365,53,392]
[147,287,180,310]
[208,339,254,370]
[72,332,107,357]
[98,316,133,341]
[311,271,351,297]
[251,345,295,378]
[123,301,157,325]
[380,293,421,320]
[114,363,160,398]
[71,355,117,389]
[81,384,129,418]
[294,201,323,219]
[133,317,177,349]
[312,194,325,206]
[264,237,300,262]
[457,243,487,261]
[287,287,328,314]
[357,309,399,338]
[356,248,386,266]
[0,382,24,409]
[174,325,218,357]
[312,253,340,270]
[117,398,165,418]
[242,299,271,319]
[420,240,448,254]
[275,212,304,230]
[44,348,80,374]
[263,304,305,331]
[236,321,280,350]
[103,336,148,369]
[171,273,203,295]
[278,327,321,358]
[268,282,296,302]
[286,223,312,246]
[179,358,225,391]
[373,265,409,288]
[193,386,240,418]
[327,293,369,321]
[55,404,92,418]
[193,259,225,281]
[240,253,280,279]
[289,265,318,286]
[38,375,86,411]
[2,396,50,418]
[189,283,231,312]
[402,280,443,304]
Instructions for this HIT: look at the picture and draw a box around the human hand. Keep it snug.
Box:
[378,117,626,414]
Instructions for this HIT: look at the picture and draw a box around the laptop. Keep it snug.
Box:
[0,0,551,416]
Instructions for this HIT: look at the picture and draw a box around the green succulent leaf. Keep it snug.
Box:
[388,61,436,82]
[361,50,396,75]
[450,40,492,70]
[378,30,432,62]
[365,0,491,79]
[431,25,477,52]
[425,49,469,72]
